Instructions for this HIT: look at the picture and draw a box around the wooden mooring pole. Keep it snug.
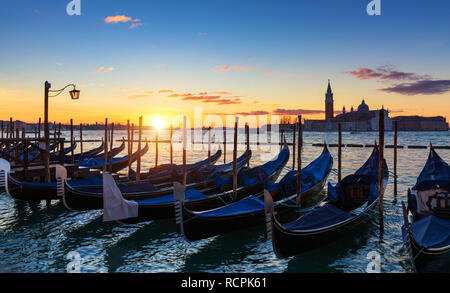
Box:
[223,125,227,164]
[182,116,187,188]
[338,123,342,182]
[70,119,74,164]
[394,120,398,196]
[245,123,250,167]
[103,118,108,172]
[208,126,211,164]
[80,123,83,154]
[296,115,302,205]
[127,120,131,177]
[233,117,239,200]
[38,117,41,139]
[136,117,143,184]
[109,122,114,172]
[378,109,385,236]
[292,123,296,170]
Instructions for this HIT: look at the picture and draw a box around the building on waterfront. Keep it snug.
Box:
[304,81,393,131]
[392,116,449,131]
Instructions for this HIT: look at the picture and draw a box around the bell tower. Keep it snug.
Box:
[325,79,334,120]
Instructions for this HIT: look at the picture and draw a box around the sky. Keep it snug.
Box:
[0,0,449,126]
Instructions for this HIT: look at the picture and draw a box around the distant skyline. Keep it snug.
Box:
[1,0,449,125]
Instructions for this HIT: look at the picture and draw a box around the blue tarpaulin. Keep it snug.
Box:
[413,147,450,191]
[136,188,208,205]
[266,148,332,197]
[196,196,264,218]
[408,215,450,248]
[283,203,354,231]
[239,146,289,187]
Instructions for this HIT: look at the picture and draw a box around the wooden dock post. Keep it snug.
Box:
[378,109,385,236]
[223,125,227,164]
[57,123,61,151]
[338,123,342,182]
[70,119,74,164]
[1,120,3,138]
[245,123,250,167]
[155,127,159,168]
[109,122,114,172]
[80,123,83,154]
[182,116,187,188]
[9,118,13,139]
[296,115,302,205]
[44,81,51,183]
[136,117,143,184]
[170,123,173,165]
[292,123,296,170]
[233,117,239,200]
[208,126,212,163]
[280,129,284,151]
[38,117,41,139]
[394,120,398,196]
[103,118,108,172]
[127,120,132,177]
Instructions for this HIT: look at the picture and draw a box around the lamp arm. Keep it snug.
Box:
[48,84,76,93]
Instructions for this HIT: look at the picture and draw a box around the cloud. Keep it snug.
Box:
[104,15,143,29]
[129,23,143,29]
[214,91,232,95]
[128,94,151,99]
[155,64,166,69]
[198,32,207,37]
[273,108,325,115]
[95,66,114,73]
[263,70,273,75]
[159,90,174,94]
[213,65,251,73]
[379,80,450,95]
[347,66,427,81]
[33,9,40,14]
[56,62,63,66]
[104,15,133,24]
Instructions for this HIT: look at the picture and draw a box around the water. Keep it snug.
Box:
[0,130,449,273]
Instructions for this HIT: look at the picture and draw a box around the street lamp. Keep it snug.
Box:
[43,81,80,182]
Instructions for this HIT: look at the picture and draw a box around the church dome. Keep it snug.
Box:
[358,99,369,112]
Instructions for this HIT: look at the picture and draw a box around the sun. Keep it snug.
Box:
[150,117,166,131]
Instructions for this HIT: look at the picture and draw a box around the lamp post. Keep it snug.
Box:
[44,81,80,182]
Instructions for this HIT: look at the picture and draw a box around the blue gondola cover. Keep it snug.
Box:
[407,215,450,249]
[413,148,450,191]
[136,188,208,205]
[196,196,264,218]
[283,203,354,231]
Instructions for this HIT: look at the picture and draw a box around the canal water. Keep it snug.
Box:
[0,130,449,273]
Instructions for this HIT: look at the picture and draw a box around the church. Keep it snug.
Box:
[303,80,393,131]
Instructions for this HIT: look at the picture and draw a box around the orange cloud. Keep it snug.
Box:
[159,90,174,93]
[104,15,133,24]
[129,23,143,29]
[95,66,114,73]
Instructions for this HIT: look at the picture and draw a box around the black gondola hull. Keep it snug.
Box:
[271,200,378,258]
[181,173,329,241]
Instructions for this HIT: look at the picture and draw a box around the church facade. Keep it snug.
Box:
[304,80,393,131]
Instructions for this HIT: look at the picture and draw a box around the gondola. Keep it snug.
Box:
[78,142,149,173]
[105,143,290,224]
[5,143,148,201]
[62,150,251,211]
[62,141,105,163]
[129,149,222,184]
[265,145,388,258]
[178,145,332,241]
[402,145,450,273]
[49,142,77,161]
